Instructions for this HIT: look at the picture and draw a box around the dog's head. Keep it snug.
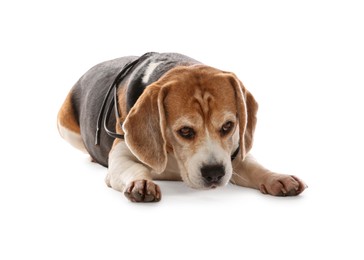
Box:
[123,65,258,189]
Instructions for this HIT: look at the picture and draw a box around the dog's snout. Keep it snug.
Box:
[201,164,225,184]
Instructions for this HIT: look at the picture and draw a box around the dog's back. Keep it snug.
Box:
[58,52,200,166]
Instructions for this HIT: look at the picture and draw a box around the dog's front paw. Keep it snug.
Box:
[260,174,307,196]
[124,180,161,202]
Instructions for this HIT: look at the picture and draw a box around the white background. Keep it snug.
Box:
[1,0,363,259]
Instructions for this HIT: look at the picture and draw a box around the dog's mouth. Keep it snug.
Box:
[204,181,225,189]
[209,184,218,189]
[181,169,232,190]
[182,176,228,190]
[200,177,227,189]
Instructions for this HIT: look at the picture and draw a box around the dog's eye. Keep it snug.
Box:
[178,127,195,139]
[220,121,234,136]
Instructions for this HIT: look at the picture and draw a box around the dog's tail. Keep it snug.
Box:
[57,89,86,153]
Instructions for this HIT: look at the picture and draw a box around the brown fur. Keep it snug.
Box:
[57,90,80,133]
[59,58,306,202]
[116,83,129,136]
[123,65,257,173]
[162,67,241,155]
[225,74,258,157]
[123,81,168,173]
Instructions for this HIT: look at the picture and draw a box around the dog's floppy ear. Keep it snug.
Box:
[122,83,169,173]
[225,73,258,159]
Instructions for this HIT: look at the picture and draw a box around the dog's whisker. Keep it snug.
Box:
[229,177,237,185]
[232,171,249,184]
[227,182,236,189]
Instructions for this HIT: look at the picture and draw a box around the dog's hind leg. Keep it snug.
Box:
[57,90,87,153]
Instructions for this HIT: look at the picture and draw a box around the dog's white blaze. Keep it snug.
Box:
[187,130,232,187]
[142,62,162,84]
[57,120,87,153]
[106,141,151,192]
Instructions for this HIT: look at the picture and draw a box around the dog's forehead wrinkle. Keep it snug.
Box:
[190,87,215,121]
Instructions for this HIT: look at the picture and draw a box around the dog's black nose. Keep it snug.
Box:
[201,164,225,184]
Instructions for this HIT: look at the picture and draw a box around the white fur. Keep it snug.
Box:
[105,141,152,192]
[106,117,240,191]
[186,130,233,188]
[57,120,86,153]
[142,62,162,84]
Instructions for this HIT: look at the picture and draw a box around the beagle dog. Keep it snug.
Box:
[58,52,306,202]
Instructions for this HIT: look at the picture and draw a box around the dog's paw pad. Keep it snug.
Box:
[260,174,307,196]
[124,180,161,202]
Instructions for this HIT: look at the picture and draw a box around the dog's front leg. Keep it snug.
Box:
[231,154,307,196]
[105,141,161,202]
